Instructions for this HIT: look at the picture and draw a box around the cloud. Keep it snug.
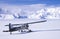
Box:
[0,3,46,13]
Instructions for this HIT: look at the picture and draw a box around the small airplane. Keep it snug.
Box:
[3,20,47,34]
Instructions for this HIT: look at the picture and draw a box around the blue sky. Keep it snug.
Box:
[0,0,60,5]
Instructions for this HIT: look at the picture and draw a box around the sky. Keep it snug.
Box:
[0,0,60,16]
[0,0,60,5]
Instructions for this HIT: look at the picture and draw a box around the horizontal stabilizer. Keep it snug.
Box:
[3,30,9,32]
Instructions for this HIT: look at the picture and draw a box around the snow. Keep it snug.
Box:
[0,19,60,39]
[4,14,14,19]
[0,4,60,19]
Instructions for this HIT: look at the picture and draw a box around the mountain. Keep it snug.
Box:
[0,4,60,19]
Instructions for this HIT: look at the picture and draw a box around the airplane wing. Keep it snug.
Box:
[5,20,47,26]
[27,20,47,24]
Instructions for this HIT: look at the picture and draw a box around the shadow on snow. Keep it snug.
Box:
[11,29,60,35]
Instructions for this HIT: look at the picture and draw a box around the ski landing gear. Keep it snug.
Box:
[20,24,32,33]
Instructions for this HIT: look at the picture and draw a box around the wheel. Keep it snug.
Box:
[28,30,32,32]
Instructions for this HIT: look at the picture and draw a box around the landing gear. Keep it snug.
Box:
[10,32,12,35]
[28,30,32,32]
[20,23,32,33]
[21,29,32,32]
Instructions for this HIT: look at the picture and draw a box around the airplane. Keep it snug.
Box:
[3,20,47,34]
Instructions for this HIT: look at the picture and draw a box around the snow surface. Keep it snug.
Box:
[0,19,60,39]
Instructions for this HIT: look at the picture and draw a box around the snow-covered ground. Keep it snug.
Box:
[0,19,60,39]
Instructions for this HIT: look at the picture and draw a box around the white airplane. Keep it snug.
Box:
[3,20,47,34]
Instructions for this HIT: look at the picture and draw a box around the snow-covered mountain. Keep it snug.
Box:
[0,4,60,19]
